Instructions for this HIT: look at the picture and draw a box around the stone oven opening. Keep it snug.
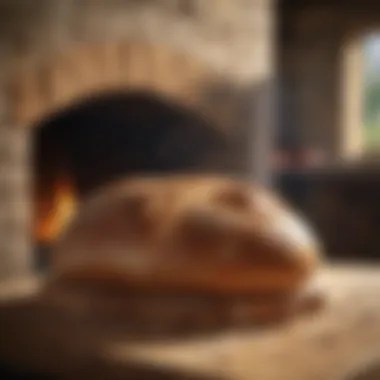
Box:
[32,90,226,271]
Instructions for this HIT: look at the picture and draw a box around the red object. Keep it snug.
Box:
[272,149,326,170]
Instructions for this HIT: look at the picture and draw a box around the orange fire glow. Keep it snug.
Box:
[36,176,78,244]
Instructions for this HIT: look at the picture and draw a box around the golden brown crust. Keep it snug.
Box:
[51,175,322,295]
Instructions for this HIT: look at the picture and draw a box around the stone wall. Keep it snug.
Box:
[0,0,274,279]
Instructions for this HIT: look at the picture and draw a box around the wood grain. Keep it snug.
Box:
[0,264,380,380]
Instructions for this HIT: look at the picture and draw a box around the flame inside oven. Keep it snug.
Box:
[35,175,78,244]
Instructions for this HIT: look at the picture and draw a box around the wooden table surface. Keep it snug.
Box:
[1,264,380,380]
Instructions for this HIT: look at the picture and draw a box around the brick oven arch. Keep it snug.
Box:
[8,41,214,127]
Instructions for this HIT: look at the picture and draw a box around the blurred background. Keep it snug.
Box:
[0,0,378,284]
[1,1,380,379]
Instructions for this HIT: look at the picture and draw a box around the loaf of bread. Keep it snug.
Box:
[50,175,322,297]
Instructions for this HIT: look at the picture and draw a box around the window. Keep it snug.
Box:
[363,33,380,151]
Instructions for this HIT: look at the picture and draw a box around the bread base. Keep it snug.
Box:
[42,277,324,339]
[52,260,311,296]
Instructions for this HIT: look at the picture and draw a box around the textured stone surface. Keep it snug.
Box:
[0,127,32,278]
[9,42,212,126]
[1,0,273,82]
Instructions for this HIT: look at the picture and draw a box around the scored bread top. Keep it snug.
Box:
[51,175,322,294]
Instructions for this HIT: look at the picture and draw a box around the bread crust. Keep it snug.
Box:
[51,175,322,296]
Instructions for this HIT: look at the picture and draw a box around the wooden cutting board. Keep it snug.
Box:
[0,264,380,380]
